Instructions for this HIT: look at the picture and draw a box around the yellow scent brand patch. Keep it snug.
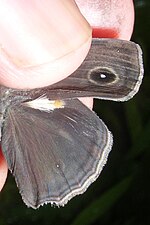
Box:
[24,97,65,112]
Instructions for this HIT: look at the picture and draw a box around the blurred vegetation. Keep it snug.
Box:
[0,0,150,224]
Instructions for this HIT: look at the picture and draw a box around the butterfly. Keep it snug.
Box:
[0,38,143,209]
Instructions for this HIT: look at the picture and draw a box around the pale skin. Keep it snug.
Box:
[0,0,134,191]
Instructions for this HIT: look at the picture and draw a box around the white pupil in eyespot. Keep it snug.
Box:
[100,74,106,79]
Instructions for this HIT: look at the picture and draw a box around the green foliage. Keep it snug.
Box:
[71,176,132,225]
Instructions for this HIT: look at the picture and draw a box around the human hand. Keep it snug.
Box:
[0,0,134,191]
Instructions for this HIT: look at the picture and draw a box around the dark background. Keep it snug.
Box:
[0,0,150,224]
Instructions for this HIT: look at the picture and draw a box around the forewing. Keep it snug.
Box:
[1,99,112,209]
[27,38,143,101]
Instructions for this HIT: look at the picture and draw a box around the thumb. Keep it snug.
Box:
[0,0,92,89]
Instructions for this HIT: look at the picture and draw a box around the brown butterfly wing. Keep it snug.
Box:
[1,99,112,208]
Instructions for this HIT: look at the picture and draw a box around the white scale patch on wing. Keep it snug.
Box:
[24,96,65,112]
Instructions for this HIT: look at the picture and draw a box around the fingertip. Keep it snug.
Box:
[76,0,134,40]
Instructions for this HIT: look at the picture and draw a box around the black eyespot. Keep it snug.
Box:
[88,67,118,86]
